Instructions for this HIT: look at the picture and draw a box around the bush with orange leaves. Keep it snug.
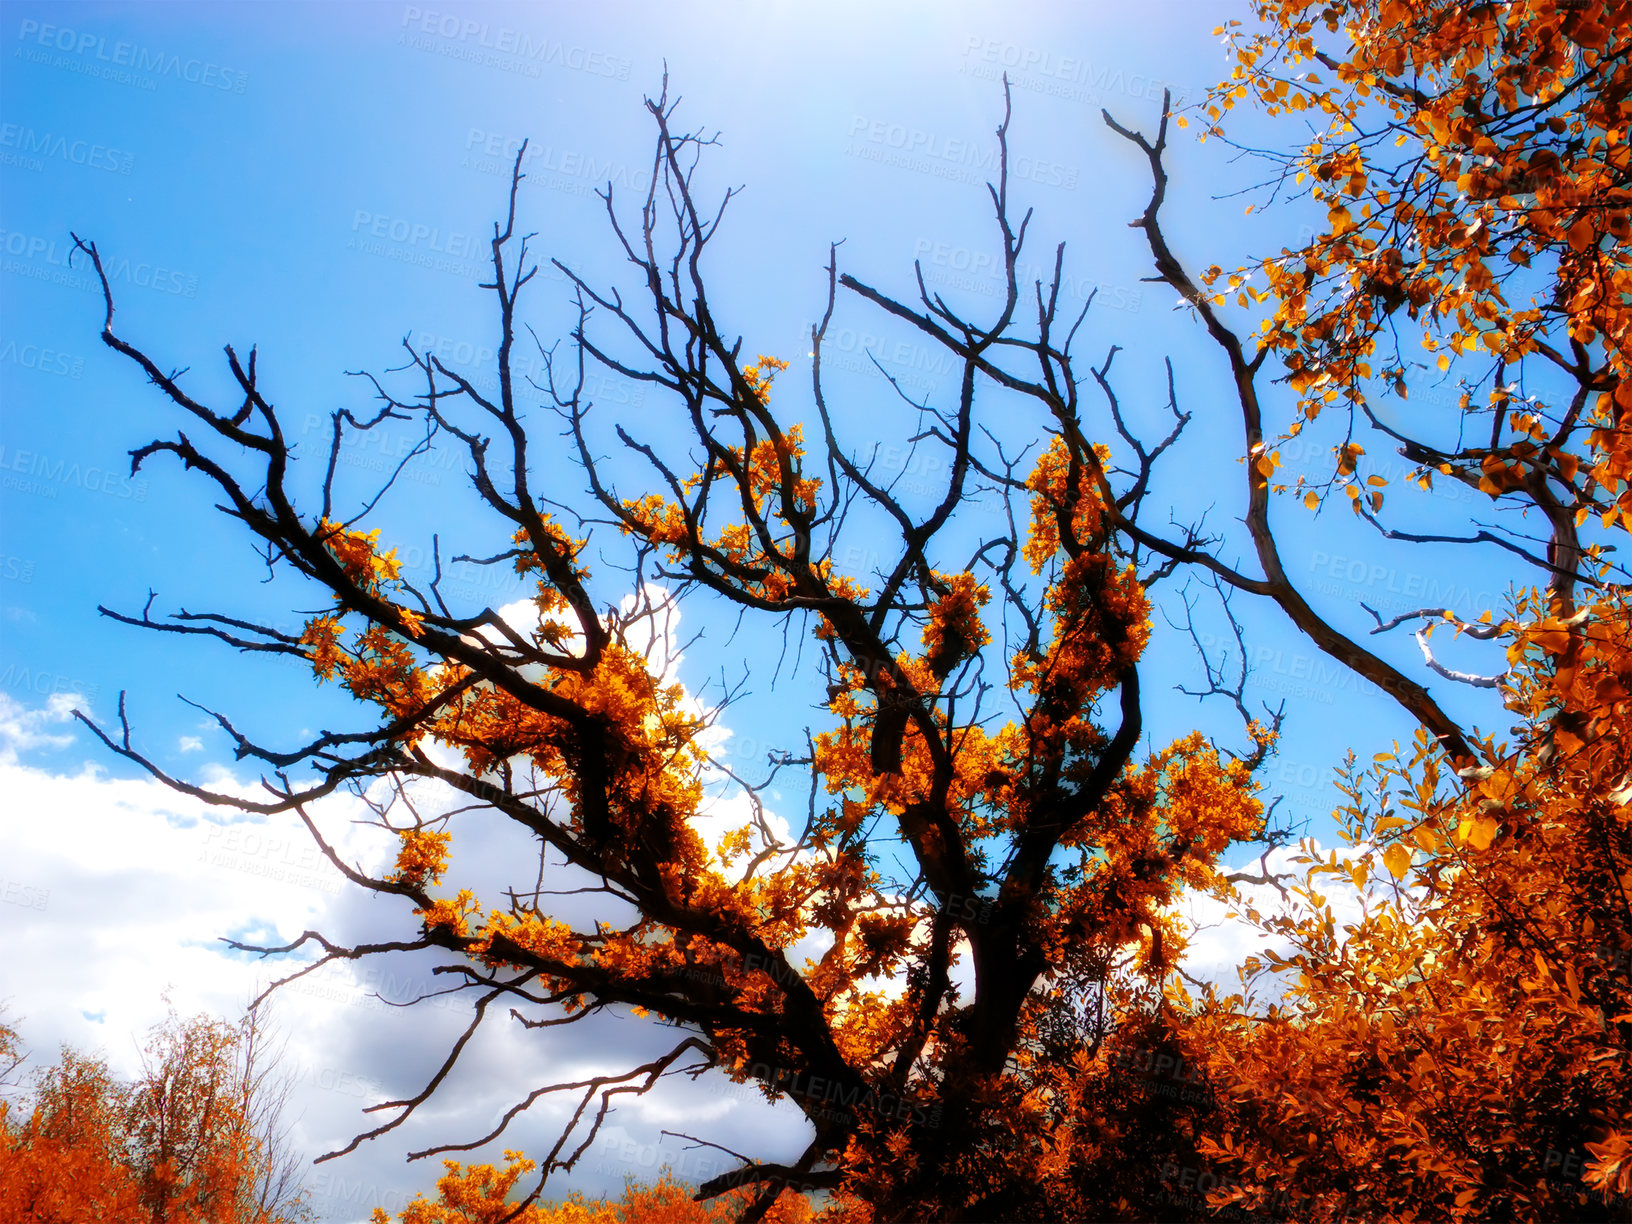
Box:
[1155,591,1632,1222]
[372,1154,827,1224]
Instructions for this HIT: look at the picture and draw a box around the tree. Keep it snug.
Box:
[0,1042,145,1223]
[0,1004,314,1224]
[0,1008,24,1097]
[63,0,1627,1208]
[124,1003,313,1224]
[1130,2,1632,1219]
[66,76,1274,1221]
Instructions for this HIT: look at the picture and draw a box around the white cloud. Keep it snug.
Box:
[0,691,81,764]
[1167,839,1393,1004]
[178,735,204,753]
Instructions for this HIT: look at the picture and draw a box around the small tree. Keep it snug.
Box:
[0,1043,145,1224]
[126,1003,312,1224]
[0,1004,313,1224]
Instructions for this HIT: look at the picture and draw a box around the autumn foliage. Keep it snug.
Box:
[1139,1,1632,1219]
[0,1007,311,1224]
[371,1154,825,1223]
[1201,0,1631,573]
[1,1035,145,1224]
[1161,589,1631,1221]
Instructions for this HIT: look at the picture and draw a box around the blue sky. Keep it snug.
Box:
[0,2,1522,1218]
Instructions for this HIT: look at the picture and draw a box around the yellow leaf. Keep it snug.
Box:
[1304,490,1320,509]
[1457,814,1499,851]
[1437,353,1451,372]
[1383,844,1411,880]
